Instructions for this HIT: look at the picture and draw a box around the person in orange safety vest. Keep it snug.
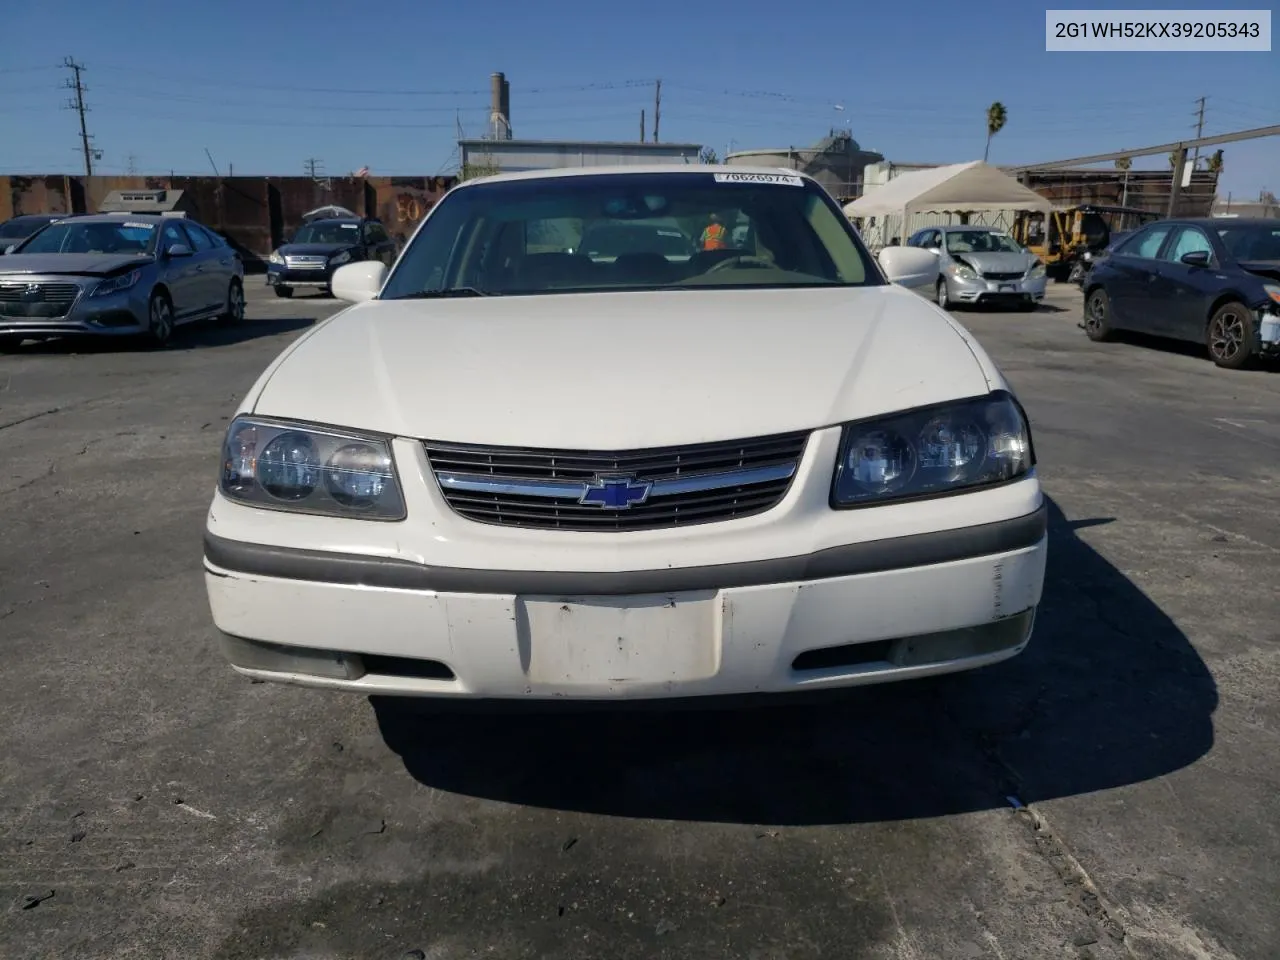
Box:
[700,213,728,251]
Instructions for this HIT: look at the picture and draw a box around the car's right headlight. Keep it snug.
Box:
[219,417,406,520]
[948,262,978,282]
[831,391,1034,509]
[269,250,284,265]
[1264,284,1280,305]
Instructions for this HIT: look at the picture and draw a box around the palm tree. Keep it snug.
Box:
[1206,149,1224,174]
[1115,156,1132,205]
[984,102,1007,162]
[698,146,720,165]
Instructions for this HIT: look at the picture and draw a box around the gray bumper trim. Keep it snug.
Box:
[203,503,1047,596]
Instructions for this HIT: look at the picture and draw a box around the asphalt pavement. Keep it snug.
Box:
[1,279,1278,959]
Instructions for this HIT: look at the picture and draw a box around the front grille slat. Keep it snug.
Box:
[0,281,82,318]
[423,432,807,532]
[981,271,1023,281]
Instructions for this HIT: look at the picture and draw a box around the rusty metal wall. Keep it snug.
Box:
[1023,170,1218,217]
[1,173,458,268]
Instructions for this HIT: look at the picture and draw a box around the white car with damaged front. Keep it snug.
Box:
[203,165,1047,702]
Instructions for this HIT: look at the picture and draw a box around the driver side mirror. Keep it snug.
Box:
[878,246,941,292]
[331,261,388,303]
[165,243,193,259]
[1180,250,1210,267]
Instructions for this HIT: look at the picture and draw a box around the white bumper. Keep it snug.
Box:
[203,426,1047,700]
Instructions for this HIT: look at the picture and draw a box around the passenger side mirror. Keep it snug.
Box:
[331,261,387,303]
[878,246,941,292]
[165,243,193,258]
[1180,250,1210,267]
[3,245,16,255]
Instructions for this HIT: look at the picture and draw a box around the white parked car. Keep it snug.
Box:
[203,166,1047,702]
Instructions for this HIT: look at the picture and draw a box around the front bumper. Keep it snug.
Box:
[0,277,148,338]
[204,499,1048,701]
[267,264,337,288]
[949,272,1047,305]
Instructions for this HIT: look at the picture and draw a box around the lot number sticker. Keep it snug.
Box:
[713,172,804,187]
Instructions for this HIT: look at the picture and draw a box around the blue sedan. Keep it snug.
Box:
[1083,217,1280,369]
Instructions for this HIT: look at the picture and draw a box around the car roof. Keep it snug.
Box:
[298,218,362,227]
[458,164,816,188]
[937,225,1002,232]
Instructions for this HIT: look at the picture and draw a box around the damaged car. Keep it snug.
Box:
[909,225,1047,312]
[1083,217,1280,370]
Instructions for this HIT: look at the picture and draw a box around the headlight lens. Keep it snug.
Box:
[220,417,405,520]
[329,250,351,266]
[831,392,1033,508]
[949,262,977,281]
[91,269,142,297]
[269,250,284,265]
[1029,261,1047,276]
[1264,284,1280,305]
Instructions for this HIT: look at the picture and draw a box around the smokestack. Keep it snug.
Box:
[501,78,510,135]
[490,72,504,118]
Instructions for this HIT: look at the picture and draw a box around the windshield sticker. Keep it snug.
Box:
[714,172,803,187]
[341,223,359,229]
[123,222,156,230]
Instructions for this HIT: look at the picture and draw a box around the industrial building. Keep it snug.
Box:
[724,132,885,202]
[458,73,701,177]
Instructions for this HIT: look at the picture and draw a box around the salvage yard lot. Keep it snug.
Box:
[2,281,1278,959]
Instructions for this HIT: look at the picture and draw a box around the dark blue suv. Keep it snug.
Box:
[267,216,398,298]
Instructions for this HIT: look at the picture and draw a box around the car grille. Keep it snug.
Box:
[0,280,82,318]
[284,255,326,270]
[982,271,1024,281]
[423,430,810,532]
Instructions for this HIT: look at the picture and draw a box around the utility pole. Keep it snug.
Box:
[1191,96,1207,169]
[652,80,661,143]
[62,57,95,177]
[125,154,138,176]
[640,109,645,142]
[304,157,322,179]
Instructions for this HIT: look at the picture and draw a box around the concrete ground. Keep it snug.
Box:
[1,278,1277,960]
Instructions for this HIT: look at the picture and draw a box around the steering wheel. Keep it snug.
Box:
[704,254,776,274]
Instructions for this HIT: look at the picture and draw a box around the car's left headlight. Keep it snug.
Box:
[831,391,1034,509]
[219,417,406,520]
[91,269,142,297]
[329,250,351,266]
[1027,261,1047,278]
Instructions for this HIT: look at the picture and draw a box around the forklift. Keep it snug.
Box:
[1011,204,1162,282]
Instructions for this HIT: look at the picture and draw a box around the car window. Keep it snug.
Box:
[160,221,188,252]
[183,223,214,252]
[1124,225,1172,259]
[0,218,47,239]
[16,219,156,254]
[292,221,362,244]
[365,223,389,244]
[381,171,878,299]
[1161,226,1213,263]
[1216,224,1280,261]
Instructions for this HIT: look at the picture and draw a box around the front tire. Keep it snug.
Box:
[1083,288,1114,342]
[1206,301,1256,370]
[147,291,174,347]
[272,285,293,299]
[935,278,951,310]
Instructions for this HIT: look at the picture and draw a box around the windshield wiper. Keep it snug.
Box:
[387,287,490,300]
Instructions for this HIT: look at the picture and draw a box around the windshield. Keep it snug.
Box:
[15,220,156,255]
[1216,224,1280,261]
[380,171,878,299]
[291,221,361,245]
[945,230,1024,254]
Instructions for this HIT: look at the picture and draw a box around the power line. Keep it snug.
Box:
[62,57,98,177]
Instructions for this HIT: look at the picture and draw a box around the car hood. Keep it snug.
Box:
[0,252,153,276]
[952,251,1034,274]
[250,286,997,449]
[279,243,355,256]
[1239,260,1280,283]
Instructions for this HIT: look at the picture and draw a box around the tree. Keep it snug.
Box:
[1206,149,1224,174]
[983,102,1007,162]
[1115,156,1132,205]
[1114,156,1131,172]
[1168,151,1180,168]
[698,146,720,165]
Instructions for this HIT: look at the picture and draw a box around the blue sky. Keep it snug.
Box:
[1,0,1275,199]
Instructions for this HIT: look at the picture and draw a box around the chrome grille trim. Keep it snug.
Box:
[981,271,1023,281]
[0,279,85,318]
[423,431,809,532]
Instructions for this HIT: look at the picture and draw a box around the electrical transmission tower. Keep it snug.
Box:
[63,58,101,177]
[1191,96,1207,169]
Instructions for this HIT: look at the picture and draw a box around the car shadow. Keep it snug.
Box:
[3,316,316,355]
[372,496,1217,825]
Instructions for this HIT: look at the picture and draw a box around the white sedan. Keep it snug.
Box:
[203,165,1047,701]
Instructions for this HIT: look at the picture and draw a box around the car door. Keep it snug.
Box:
[1154,225,1220,343]
[157,220,200,318]
[178,222,221,313]
[1107,223,1173,332]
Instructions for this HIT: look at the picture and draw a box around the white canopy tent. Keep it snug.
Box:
[843,161,1054,245]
